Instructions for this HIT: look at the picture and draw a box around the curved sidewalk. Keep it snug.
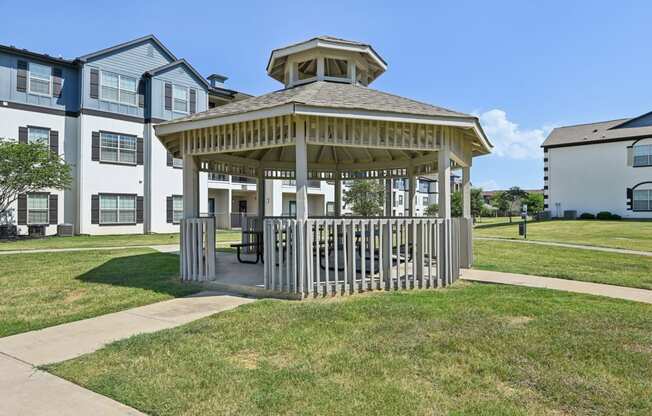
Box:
[475,237,652,257]
[462,269,652,304]
[0,291,255,416]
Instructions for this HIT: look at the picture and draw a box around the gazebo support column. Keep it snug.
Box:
[438,146,452,285]
[408,169,416,217]
[334,172,342,217]
[295,119,309,221]
[460,166,473,268]
[385,179,393,215]
[180,153,215,281]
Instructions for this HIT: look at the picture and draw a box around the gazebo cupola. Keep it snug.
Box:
[266,36,387,88]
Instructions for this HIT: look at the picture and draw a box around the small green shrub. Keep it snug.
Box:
[596,211,620,220]
[579,213,595,220]
[611,214,622,220]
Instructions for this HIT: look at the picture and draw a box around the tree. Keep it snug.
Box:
[342,179,385,216]
[491,191,510,217]
[0,139,72,219]
[470,187,484,218]
[524,192,544,217]
[424,203,438,216]
[502,187,528,222]
[451,191,462,217]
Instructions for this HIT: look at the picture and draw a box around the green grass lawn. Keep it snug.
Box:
[0,230,242,251]
[48,284,652,416]
[0,249,200,337]
[475,219,652,252]
[474,239,652,290]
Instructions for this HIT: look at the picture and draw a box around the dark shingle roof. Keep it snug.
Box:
[161,81,471,125]
[542,117,652,148]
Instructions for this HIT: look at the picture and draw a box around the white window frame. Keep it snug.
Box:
[99,132,137,165]
[172,84,189,114]
[28,62,52,97]
[633,143,652,167]
[27,193,49,225]
[633,189,652,212]
[99,194,136,225]
[99,71,138,107]
[27,126,50,146]
[172,195,183,224]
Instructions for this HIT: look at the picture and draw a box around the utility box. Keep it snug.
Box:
[519,222,526,237]
[28,225,46,238]
[58,223,74,237]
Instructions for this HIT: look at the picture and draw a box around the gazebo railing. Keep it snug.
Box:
[263,217,463,297]
[180,217,216,281]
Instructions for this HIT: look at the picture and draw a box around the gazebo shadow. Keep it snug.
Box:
[76,251,198,297]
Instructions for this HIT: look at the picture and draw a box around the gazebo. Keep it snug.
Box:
[154,36,491,298]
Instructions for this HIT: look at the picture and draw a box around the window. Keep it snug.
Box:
[398,195,404,205]
[288,201,297,216]
[29,62,51,96]
[100,132,136,164]
[100,194,136,224]
[172,85,188,113]
[634,144,652,167]
[297,59,317,81]
[28,127,49,146]
[172,196,183,223]
[324,58,348,78]
[27,194,48,224]
[423,196,429,206]
[326,202,335,215]
[101,71,137,106]
[633,189,652,211]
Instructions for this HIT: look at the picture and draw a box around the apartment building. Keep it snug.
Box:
[0,35,450,236]
[542,111,652,218]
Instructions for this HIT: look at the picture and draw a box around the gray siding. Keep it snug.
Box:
[616,113,652,129]
[81,39,174,118]
[0,52,80,112]
[151,65,208,121]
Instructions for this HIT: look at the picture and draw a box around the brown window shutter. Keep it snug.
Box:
[49,130,59,155]
[136,137,144,165]
[627,188,633,210]
[17,60,28,92]
[138,78,145,108]
[166,196,173,223]
[136,196,144,224]
[164,83,172,110]
[91,195,99,224]
[166,151,173,166]
[52,68,63,98]
[90,69,99,99]
[91,132,100,161]
[49,194,58,225]
[189,89,196,114]
[18,126,28,144]
[17,194,27,225]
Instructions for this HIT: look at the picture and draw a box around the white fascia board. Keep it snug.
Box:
[154,103,295,136]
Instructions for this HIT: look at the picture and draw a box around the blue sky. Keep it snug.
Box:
[2,0,651,190]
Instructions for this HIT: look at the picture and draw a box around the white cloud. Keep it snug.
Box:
[476,109,551,159]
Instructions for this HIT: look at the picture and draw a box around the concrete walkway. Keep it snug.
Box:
[475,237,652,257]
[462,269,652,304]
[0,291,255,415]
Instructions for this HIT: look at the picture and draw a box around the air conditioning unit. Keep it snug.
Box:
[57,223,74,237]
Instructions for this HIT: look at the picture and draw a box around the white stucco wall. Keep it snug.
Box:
[0,107,70,235]
[547,138,652,218]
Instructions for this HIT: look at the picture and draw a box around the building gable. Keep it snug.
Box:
[82,38,174,77]
[611,111,652,130]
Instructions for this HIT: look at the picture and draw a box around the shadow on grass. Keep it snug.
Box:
[474,220,524,230]
[77,251,199,298]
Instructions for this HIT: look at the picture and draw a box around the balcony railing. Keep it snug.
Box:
[282,180,321,188]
